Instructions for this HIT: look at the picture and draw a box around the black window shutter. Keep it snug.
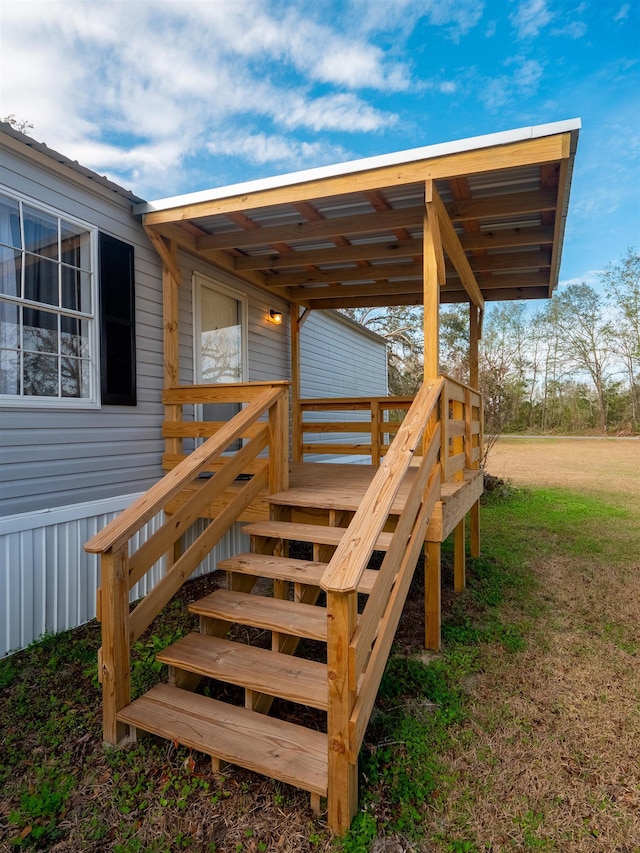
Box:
[99,232,137,405]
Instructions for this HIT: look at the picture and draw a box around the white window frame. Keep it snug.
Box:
[0,186,99,409]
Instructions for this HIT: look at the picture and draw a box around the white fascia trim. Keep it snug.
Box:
[134,119,582,216]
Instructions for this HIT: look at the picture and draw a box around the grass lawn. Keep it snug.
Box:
[1,439,638,851]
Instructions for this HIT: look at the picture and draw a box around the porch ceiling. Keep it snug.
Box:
[137,120,580,311]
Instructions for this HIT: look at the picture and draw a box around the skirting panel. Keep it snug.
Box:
[0,496,248,658]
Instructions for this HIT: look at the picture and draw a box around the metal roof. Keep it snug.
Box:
[139,119,580,310]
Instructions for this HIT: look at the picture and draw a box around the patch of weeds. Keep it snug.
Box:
[356,655,468,838]
[129,629,186,697]
[7,768,74,849]
[340,811,377,852]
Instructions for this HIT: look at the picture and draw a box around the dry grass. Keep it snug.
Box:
[486,436,640,502]
[432,438,640,851]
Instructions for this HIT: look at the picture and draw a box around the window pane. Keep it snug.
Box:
[62,357,89,398]
[24,351,58,396]
[61,315,89,357]
[0,245,20,297]
[61,221,91,271]
[23,206,58,259]
[24,254,58,306]
[0,194,21,249]
[0,300,20,395]
[23,307,58,353]
[61,266,91,312]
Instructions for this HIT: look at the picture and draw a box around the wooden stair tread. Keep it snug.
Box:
[157,632,328,710]
[117,683,328,796]
[242,520,393,551]
[189,589,328,641]
[218,552,378,594]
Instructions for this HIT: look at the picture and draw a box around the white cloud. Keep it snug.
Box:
[275,93,395,133]
[509,0,554,39]
[479,56,544,110]
[0,0,409,196]
[614,4,630,22]
[205,131,348,170]
[348,0,485,41]
[551,20,588,39]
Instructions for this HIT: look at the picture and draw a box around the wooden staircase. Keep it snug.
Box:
[116,501,388,813]
[86,376,483,833]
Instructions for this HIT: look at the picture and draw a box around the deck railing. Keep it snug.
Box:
[318,375,482,830]
[85,381,289,744]
[294,395,413,465]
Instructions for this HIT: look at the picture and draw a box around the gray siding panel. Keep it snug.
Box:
[0,141,165,517]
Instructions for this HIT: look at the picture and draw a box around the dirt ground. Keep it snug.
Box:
[485,436,640,501]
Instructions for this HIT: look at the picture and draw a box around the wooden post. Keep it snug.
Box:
[268,385,290,495]
[291,308,302,463]
[326,590,358,833]
[100,545,131,744]
[469,304,481,558]
[162,249,182,457]
[454,518,466,592]
[423,183,443,383]
[425,541,441,651]
[424,183,444,652]
[371,400,381,465]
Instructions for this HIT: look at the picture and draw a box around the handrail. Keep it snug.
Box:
[320,378,444,594]
[85,384,283,555]
[87,381,289,744]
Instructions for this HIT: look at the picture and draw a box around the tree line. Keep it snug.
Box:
[343,248,639,436]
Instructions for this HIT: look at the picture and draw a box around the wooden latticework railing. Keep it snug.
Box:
[85,382,289,744]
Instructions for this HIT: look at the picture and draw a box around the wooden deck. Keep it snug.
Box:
[164,461,483,544]
[269,461,483,543]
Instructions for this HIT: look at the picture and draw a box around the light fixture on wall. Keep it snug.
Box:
[269,309,283,325]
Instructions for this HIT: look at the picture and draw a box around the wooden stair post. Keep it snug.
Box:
[326,589,358,833]
[100,544,131,744]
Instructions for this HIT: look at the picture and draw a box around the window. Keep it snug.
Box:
[0,190,96,405]
[0,189,137,407]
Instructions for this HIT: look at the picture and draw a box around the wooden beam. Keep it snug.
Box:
[234,238,423,271]
[547,151,570,296]
[143,134,569,226]
[287,279,424,304]
[468,250,551,274]
[306,291,425,311]
[431,185,484,310]
[441,285,549,304]
[265,261,423,289]
[444,271,549,292]
[446,187,558,222]
[195,205,425,252]
[459,225,555,252]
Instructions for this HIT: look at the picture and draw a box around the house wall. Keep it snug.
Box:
[0,132,387,657]
[0,135,166,518]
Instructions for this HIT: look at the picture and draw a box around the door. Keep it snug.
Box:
[193,273,248,443]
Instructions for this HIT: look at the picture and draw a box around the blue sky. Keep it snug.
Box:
[1,0,638,287]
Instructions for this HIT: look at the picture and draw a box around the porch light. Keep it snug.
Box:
[269,309,283,325]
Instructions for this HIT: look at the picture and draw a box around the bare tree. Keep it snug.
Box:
[603,249,640,426]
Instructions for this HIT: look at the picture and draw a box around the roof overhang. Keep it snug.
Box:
[138,119,580,310]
